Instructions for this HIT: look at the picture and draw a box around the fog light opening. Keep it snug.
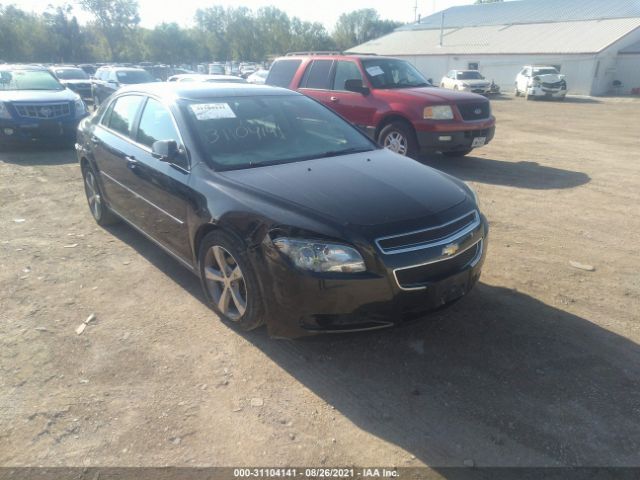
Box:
[3,128,14,136]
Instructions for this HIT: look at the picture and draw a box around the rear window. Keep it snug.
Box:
[107,95,144,138]
[116,70,154,84]
[265,60,301,88]
[300,60,333,90]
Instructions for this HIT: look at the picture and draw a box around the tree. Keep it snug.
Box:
[79,0,140,61]
[332,9,403,51]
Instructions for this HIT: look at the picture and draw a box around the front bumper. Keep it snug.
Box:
[0,116,84,145]
[526,86,567,98]
[259,215,489,338]
[416,125,496,153]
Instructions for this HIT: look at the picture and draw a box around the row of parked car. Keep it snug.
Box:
[439,65,568,100]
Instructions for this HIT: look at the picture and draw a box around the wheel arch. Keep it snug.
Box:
[374,114,415,141]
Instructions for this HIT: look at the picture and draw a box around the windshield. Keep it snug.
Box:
[0,70,64,91]
[457,71,483,80]
[54,68,89,80]
[533,68,559,76]
[116,70,154,84]
[183,95,376,171]
[361,58,430,89]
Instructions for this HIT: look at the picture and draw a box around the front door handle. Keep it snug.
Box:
[330,96,339,102]
[125,155,138,168]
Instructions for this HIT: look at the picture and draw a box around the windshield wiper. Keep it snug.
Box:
[312,147,374,159]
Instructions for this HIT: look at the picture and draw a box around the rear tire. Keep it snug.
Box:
[442,149,473,158]
[81,163,119,226]
[378,121,419,159]
[198,230,265,332]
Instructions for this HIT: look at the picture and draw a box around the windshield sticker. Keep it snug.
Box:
[190,103,237,120]
[365,66,384,76]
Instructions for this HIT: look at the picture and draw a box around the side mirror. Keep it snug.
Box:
[152,140,178,162]
[344,79,370,95]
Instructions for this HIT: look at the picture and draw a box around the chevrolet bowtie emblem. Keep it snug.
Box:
[442,243,460,256]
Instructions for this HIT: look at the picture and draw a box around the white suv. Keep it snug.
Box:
[440,70,491,94]
[515,66,567,100]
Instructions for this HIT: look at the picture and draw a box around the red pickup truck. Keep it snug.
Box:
[266,54,496,158]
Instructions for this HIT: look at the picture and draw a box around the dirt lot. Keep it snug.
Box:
[1,96,640,471]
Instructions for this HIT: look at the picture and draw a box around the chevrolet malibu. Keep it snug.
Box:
[76,83,488,338]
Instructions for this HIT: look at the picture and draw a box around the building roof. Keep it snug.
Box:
[403,0,640,31]
[349,0,640,56]
[349,18,640,55]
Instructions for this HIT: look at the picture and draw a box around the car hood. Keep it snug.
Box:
[461,79,490,86]
[376,86,487,104]
[60,79,91,85]
[0,88,78,102]
[533,73,565,82]
[219,149,468,227]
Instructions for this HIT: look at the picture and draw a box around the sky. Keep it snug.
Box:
[15,0,475,29]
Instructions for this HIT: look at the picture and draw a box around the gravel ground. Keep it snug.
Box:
[1,95,640,471]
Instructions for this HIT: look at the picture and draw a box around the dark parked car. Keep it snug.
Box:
[1,64,88,145]
[267,54,496,158]
[76,83,488,338]
[91,66,154,106]
[51,66,93,101]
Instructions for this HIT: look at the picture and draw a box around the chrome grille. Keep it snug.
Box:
[14,102,71,120]
[376,211,480,254]
[394,239,483,291]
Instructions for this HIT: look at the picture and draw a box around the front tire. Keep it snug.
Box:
[198,230,265,331]
[378,121,419,158]
[81,163,119,226]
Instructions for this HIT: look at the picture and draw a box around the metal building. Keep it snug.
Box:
[348,0,640,95]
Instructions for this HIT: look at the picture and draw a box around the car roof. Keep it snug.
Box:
[97,66,147,72]
[117,82,299,100]
[170,74,244,81]
[0,64,48,71]
[277,54,396,62]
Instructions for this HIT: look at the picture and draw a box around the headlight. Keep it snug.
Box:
[273,238,366,273]
[74,98,87,117]
[0,102,11,120]
[423,105,454,120]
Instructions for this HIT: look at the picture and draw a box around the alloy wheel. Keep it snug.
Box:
[203,245,247,321]
[383,131,408,155]
[84,169,102,220]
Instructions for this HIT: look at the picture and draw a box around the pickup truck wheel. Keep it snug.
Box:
[379,122,418,158]
[442,149,473,158]
[198,231,265,332]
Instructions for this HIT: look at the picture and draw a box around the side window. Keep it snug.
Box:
[136,98,180,149]
[301,60,333,90]
[265,59,301,88]
[99,100,116,126]
[332,61,363,91]
[107,95,144,138]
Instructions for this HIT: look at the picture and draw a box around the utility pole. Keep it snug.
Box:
[414,0,418,22]
[439,12,445,46]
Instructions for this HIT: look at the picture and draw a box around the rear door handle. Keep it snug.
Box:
[330,96,339,102]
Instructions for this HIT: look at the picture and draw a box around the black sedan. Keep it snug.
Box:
[76,83,488,338]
